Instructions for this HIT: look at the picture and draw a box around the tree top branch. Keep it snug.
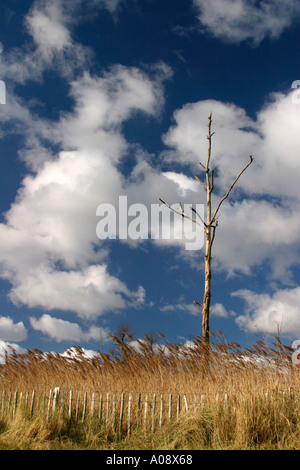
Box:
[211,155,254,224]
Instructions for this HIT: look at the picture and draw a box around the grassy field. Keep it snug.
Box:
[1,332,300,450]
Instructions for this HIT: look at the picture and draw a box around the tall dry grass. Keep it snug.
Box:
[0,332,297,395]
[1,332,300,449]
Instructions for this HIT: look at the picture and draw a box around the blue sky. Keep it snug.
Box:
[0,0,300,357]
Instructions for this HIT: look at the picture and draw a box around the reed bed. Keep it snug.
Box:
[0,332,296,396]
[0,332,300,449]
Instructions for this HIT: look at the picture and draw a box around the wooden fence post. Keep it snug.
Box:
[1,390,6,418]
[137,393,141,425]
[159,394,163,428]
[52,387,60,413]
[68,390,73,419]
[183,395,188,412]
[75,392,80,420]
[47,389,52,420]
[30,391,35,417]
[144,394,148,431]
[91,392,95,417]
[169,394,172,422]
[42,391,46,413]
[127,393,132,436]
[8,392,12,414]
[82,392,87,422]
[112,393,116,430]
[37,391,42,413]
[13,391,18,417]
[177,395,180,418]
[60,390,65,416]
[119,392,125,435]
[99,393,103,421]
[151,394,156,432]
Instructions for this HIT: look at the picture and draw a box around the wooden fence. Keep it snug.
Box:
[0,389,227,433]
[0,388,295,434]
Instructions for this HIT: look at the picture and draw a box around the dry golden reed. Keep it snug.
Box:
[1,332,300,449]
[0,332,298,397]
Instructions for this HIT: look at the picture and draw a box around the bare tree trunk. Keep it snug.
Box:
[202,114,214,344]
[160,113,253,346]
[202,252,211,343]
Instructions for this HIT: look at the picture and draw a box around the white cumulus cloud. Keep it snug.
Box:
[193,0,300,45]
[0,0,125,84]
[0,316,27,342]
[0,62,171,320]
[30,313,110,343]
[234,286,300,337]
[26,1,72,55]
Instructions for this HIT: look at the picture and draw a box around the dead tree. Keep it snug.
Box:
[160,113,253,344]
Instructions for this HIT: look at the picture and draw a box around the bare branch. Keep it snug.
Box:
[209,222,218,252]
[211,155,253,224]
[194,175,207,190]
[181,203,207,230]
[191,206,207,228]
[179,201,184,215]
[194,300,203,311]
[159,198,206,231]
[206,113,215,172]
